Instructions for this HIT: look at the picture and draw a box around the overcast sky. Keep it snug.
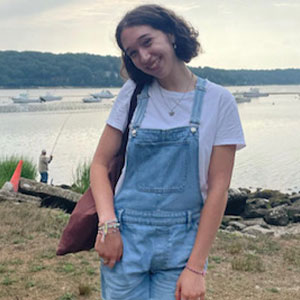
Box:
[0,0,299,69]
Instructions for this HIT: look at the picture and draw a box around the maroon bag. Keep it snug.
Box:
[56,84,142,255]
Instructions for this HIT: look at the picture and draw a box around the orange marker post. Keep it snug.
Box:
[10,160,23,192]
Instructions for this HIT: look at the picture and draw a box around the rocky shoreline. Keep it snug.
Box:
[223,188,300,237]
[1,178,300,238]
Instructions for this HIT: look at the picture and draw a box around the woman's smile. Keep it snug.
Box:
[146,57,161,71]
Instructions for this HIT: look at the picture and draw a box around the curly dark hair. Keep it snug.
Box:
[115,4,202,85]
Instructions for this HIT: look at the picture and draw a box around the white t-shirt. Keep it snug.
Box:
[107,78,245,200]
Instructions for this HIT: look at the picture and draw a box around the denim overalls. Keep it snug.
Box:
[101,77,207,300]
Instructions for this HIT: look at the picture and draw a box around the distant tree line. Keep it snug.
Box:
[190,67,300,86]
[0,51,123,88]
[0,51,300,88]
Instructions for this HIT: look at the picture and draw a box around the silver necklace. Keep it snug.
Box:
[158,73,194,116]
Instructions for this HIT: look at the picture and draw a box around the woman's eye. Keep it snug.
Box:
[128,51,137,59]
[143,38,152,47]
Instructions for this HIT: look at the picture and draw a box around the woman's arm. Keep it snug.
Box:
[90,124,123,268]
[175,144,236,300]
[188,144,236,268]
[90,124,122,222]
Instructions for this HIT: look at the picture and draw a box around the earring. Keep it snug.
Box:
[173,43,177,50]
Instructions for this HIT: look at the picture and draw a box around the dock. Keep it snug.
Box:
[233,91,300,97]
[267,92,300,96]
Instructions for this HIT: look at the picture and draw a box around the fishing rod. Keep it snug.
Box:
[50,113,72,156]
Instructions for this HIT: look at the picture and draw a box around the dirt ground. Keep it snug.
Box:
[0,201,299,300]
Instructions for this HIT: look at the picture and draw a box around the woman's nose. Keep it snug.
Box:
[139,49,150,63]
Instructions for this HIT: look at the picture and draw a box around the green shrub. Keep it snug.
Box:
[58,293,75,300]
[283,247,300,267]
[71,161,90,194]
[0,156,37,188]
[231,253,265,272]
[78,283,92,296]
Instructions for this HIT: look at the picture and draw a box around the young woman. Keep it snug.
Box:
[90,4,245,300]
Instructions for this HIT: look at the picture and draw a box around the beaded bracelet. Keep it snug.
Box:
[185,266,206,277]
[98,219,120,243]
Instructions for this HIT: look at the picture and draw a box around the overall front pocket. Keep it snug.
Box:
[134,141,189,193]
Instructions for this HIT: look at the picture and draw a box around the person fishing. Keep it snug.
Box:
[38,149,53,183]
[90,4,245,300]
[40,112,70,185]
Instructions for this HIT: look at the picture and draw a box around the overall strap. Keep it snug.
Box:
[131,85,149,129]
[190,77,207,126]
[117,83,143,155]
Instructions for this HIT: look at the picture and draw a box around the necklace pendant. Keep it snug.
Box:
[169,111,175,116]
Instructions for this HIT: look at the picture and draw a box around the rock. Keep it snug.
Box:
[241,218,270,228]
[58,184,73,190]
[286,200,300,222]
[219,228,256,239]
[238,187,251,194]
[270,198,292,208]
[252,189,286,199]
[242,225,274,236]
[219,223,227,230]
[18,178,82,213]
[289,193,300,203]
[292,214,300,222]
[225,188,248,215]
[243,198,270,218]
[264,206,289,226]
[272,223,300,237]
[1,182,14,192]
[222,215,243,226]
[251,189,290,207]
[19,178,81,201]
[228,221,247,231]
[0,190,41,205]
[225,225,236,232]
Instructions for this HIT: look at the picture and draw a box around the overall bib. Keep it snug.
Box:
[101,77,207,300]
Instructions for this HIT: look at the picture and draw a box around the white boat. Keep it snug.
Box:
[11,93,40,104]
[82,96,102,103]
[242,88,269,98]
[90,90,114,99]
[235,95,251,103]
[39,92,62,102]
[233,88,269,99]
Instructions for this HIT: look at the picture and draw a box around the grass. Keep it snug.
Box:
[58,293,75,300]
[0,155,37,188]
[71,160,91,194]
[78,283,92,296]
[0,200,100,300]
[231,253,265,272]
[0,200,299,300]
[283,247,300,266]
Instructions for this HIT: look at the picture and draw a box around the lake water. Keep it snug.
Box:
[0,85,299,193]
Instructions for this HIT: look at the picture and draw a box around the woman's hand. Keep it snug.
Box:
[175,268,205,300]
[94,230,123,269]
